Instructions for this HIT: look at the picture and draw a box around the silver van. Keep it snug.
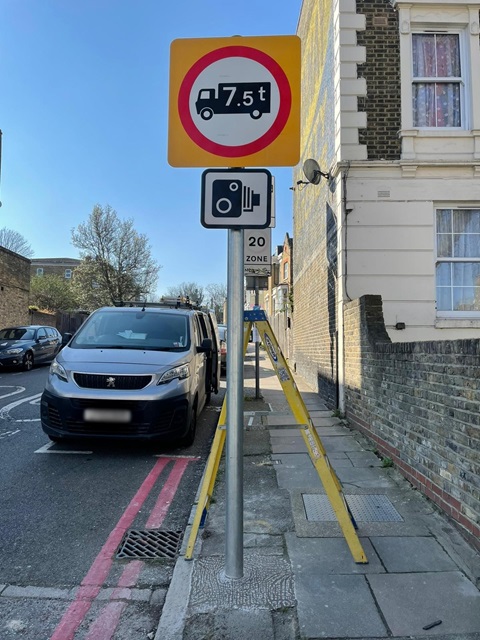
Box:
[40,303,221,446]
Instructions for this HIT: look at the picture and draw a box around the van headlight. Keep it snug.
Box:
[50,360,68,382]
[158,364,190,385]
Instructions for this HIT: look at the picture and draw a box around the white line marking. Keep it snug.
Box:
[35,442,93,455]
[0,430,21,439]
[248,417,254,426]
[0,386,25,399]
[0,392,42,423]
[154,454,200,459]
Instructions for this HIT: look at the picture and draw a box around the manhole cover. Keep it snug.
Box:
[303,494,403,522]
[116,530,183,559]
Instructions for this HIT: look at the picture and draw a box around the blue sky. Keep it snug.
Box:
[0,0,302,296]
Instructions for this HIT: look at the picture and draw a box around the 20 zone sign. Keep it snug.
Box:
[244,228,272,277]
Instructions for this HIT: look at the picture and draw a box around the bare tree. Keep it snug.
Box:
[0,227,34,257]
[164,282,205,306]
[71,204,160,308]
[205,282,227,321]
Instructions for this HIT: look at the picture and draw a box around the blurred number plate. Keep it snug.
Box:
[84,409,132,423]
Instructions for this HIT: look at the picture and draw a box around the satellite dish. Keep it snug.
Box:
[303,159,322,185]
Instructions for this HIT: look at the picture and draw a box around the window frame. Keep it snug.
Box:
[435,206,480,318]
[36,268,44,276]
[411,29,467,129]
[64,269,72,279]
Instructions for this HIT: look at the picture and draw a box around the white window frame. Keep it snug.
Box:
[435,207,480,318]
[64,269,72,279]
[36,268,44,276]
[396,1,480,131]
[411,29,467,129]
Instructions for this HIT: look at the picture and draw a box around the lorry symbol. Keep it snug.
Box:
[195,82,271,120]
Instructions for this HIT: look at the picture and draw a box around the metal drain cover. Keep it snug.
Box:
[303,494,403,522]
[116,530,183,559]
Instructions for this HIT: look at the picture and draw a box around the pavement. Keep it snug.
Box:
[156,345,480,640]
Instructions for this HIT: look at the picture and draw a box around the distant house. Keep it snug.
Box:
[264,233,293,358]
[30,258,81,281]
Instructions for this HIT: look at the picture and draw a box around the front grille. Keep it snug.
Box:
[43,397,189,438]
[73,373,152,390]
[65,419,152,436]
[47,405,62,428]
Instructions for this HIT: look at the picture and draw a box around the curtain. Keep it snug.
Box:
[412,34,461,127]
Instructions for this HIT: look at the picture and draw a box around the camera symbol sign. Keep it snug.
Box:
[201,169,272,229]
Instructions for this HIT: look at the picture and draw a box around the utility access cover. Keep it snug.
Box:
[116,530,184,559]
[303,494,403,522]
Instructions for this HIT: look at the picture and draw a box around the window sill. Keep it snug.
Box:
[435,318,480,328]
[400,129,472,138]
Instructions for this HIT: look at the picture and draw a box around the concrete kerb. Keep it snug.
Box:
[154,480,204,640]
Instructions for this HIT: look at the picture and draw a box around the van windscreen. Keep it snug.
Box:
[70,310,190,350]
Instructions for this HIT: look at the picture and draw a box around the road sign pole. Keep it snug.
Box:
[225,227,244,579]
[255,280,261,399]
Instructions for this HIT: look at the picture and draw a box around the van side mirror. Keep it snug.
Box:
[62,332,73,346]
[197,338,212,353]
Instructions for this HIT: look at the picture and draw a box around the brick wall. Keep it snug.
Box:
[344,295,480,549]
[357,0,401,160]
[294,0,338,408]
[0,248,30,326]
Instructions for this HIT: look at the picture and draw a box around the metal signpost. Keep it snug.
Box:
[168,34,300,579]
[244,227,272,398]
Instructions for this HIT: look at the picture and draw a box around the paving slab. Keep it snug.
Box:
[370,536,459,572]
[320,436,366,453]
[271,441,308,454]
[367,571,480,636]
[347,451,383,467]
[294,573,388,638]
[269,427,346,438]
[311,416,344,427]
[335,466,399,489]
[266,415,300,426]
[285,533,384,574]
[183,609,276,640]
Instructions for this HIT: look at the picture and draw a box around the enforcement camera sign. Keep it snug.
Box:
[168,35,300,167]
[201,168,272,229]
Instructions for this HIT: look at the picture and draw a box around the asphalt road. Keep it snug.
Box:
[0,363,225,640]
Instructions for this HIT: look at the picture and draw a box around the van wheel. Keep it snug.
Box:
[181,403,197,447]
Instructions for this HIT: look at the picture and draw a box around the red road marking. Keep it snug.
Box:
[49,457,171,640]
[84,601,125,640]
[146,457,191,528]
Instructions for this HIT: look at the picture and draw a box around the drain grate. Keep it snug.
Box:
[116,530,184,559]
[303,494,403,522]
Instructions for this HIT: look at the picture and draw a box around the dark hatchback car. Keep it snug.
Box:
[0,325,63,371]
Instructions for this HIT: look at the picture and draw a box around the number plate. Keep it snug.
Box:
[84,409,132,423]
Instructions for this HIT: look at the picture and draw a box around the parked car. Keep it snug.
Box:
[40,303,221,446]
[0,325,63,371]
[217,324,227,372]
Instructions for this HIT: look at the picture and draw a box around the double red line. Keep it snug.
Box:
[50,456,195,640]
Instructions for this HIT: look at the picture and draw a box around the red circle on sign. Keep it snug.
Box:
[178,45,292,157]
